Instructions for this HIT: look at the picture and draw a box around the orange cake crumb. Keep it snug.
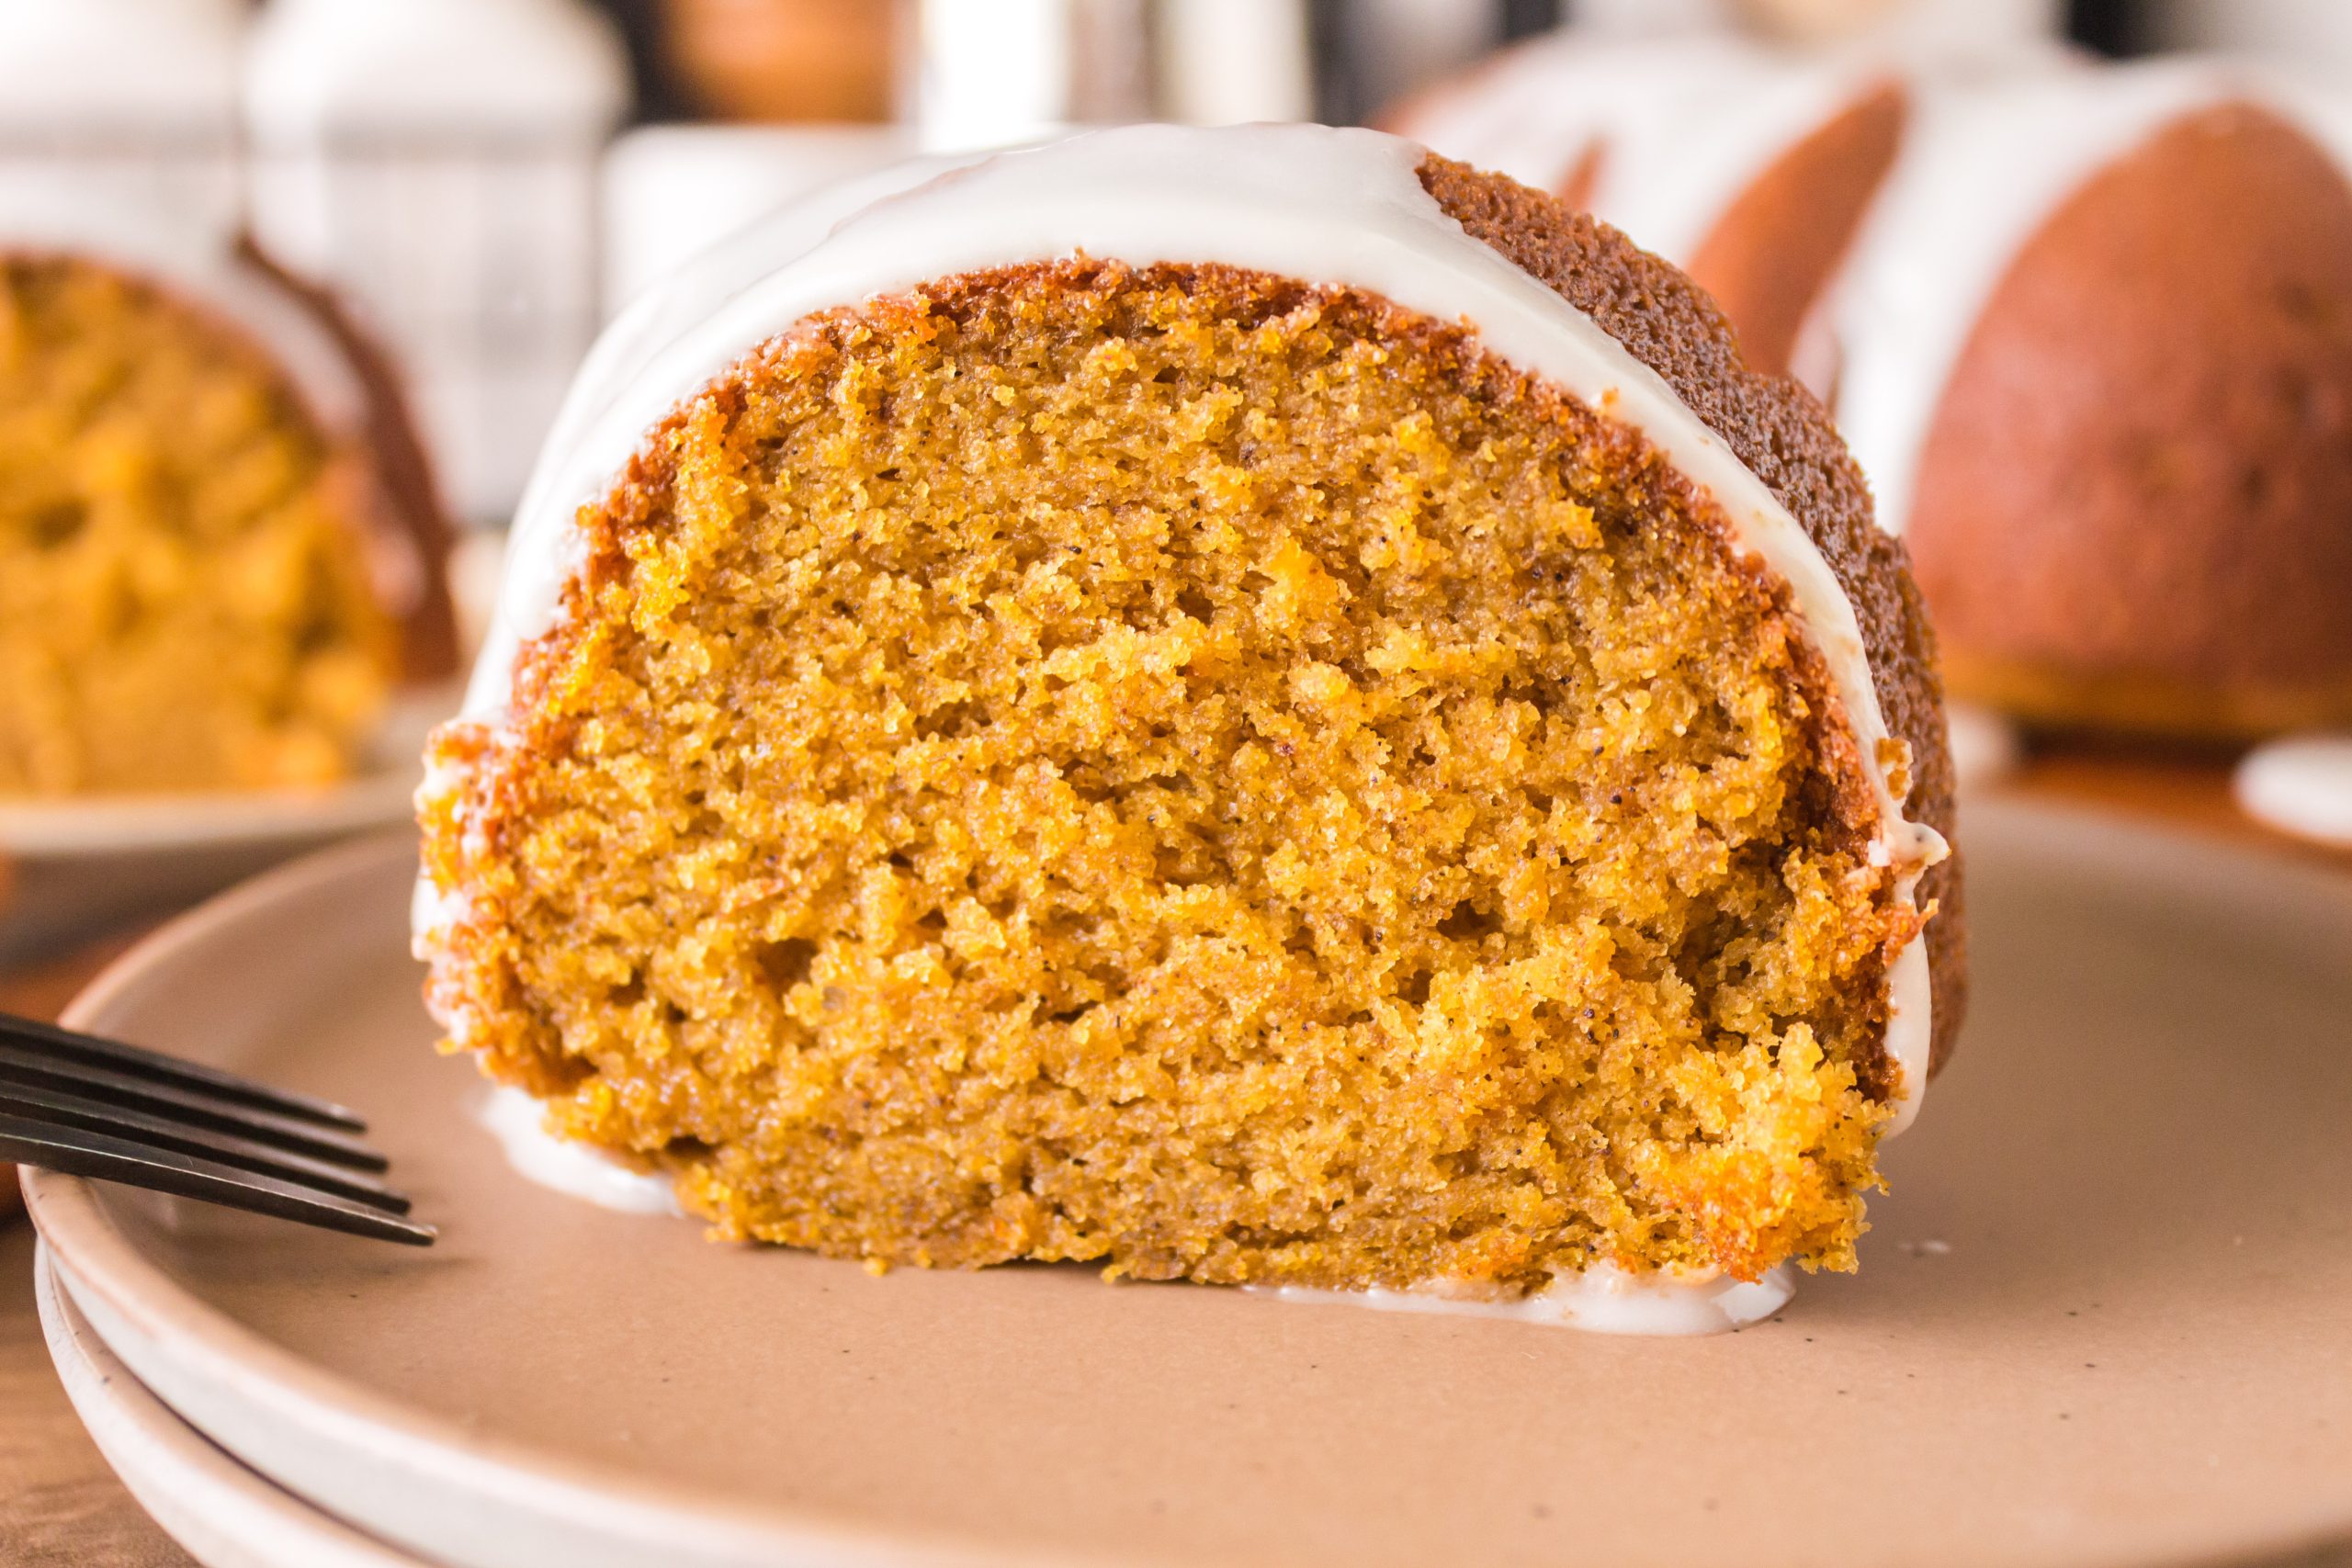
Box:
[424,261,1915,1291]
[0,254,393,795]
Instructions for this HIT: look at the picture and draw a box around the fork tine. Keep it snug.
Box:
[0,1082,413,1213]
[0,1012,365,1132]
[0,1042,388,1173]
[0,1112,435,1247]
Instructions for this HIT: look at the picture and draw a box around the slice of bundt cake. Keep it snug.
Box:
[418,126,1958,1312]
[0,211,458,795]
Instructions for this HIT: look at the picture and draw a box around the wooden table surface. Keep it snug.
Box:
[1,933,192,1567]
[0,752,2345,1568]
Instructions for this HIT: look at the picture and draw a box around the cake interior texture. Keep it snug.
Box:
[426,262,1917,1290]
[0,254,392,795]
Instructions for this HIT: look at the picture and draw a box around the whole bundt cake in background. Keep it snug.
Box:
[1388,31,2075,389]
[419,126,1959,1325]
[1401,46,2352,743]
[0,209,459,795]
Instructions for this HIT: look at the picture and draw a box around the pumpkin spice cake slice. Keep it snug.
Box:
[418,124,1959,1332]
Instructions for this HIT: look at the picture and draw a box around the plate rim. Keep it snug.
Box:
[21,805,2352,1568]
[34,1239,433,1568]
[0,769,420,857]
[0,681,455,857]
[23,831,1066,1568]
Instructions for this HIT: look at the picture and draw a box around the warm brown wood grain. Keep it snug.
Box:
[1,931,143,1224]
[1,929,191,1566]
[0,753,2342,1566]
[0,1226,193,1568]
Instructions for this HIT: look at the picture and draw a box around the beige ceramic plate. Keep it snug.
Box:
[33,1242,429,1568]
[0,690,449,960]
[23,804,2352,1568]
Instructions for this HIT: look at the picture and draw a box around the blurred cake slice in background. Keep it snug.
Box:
[0,208,458,796]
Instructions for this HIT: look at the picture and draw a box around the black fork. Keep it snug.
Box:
[0,1011,434,1246]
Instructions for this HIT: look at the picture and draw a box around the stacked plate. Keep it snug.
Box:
[20,807,2352,1568]
[0,692,448,962]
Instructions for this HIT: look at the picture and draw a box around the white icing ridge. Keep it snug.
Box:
[1405,45,2352,547]
[1395,30,2077,326]
[477,1087,682,1216]
[1256,1262,1794,1337]
[1827,58,2297,536]
[440,122,1945,1145]
[1396,32,1839,260]
[1404,42,2352,557]
[2235,733,2352,849]
[0,197,369,435]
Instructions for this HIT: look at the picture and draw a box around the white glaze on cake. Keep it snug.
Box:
[1823,59,2335,536]
[1401,41,2352,552]
[431,126,1951,1285]
[1396,31,2076,322]
[1398,32,1894,262]
[478,1087,682,1215]
[1491,51,2352,539]
[1257,1262,1794,1337]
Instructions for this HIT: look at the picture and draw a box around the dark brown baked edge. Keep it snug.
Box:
[1419,152,1966,1079]
[235,236,463,684]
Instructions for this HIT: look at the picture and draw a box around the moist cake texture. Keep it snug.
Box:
[422,130,1959,1300]
[0,254,396,794]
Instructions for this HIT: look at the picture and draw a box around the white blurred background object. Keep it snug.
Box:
[244,0,632,527]
[910,0,1314,152]
[2235,735,2352,850]
[0,0,245,237]
[1158,0,1317,127]
[1569,0,2064,50]
[1345,0,1501,116]
[601,125,916,312]
[2136,0,2352,62]
[912,0,1149,152]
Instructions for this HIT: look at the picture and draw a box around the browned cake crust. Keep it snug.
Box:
[235,238,462,685]
[1686,82,1908,383]
[1907,102,2352,742]
[1418,152,1964,1076]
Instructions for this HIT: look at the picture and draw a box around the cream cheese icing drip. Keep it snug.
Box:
[477,1087,682,1216]
[439,123,1946,1141]
[1255,1264,1793,1337]
[1396,32,2077,299]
